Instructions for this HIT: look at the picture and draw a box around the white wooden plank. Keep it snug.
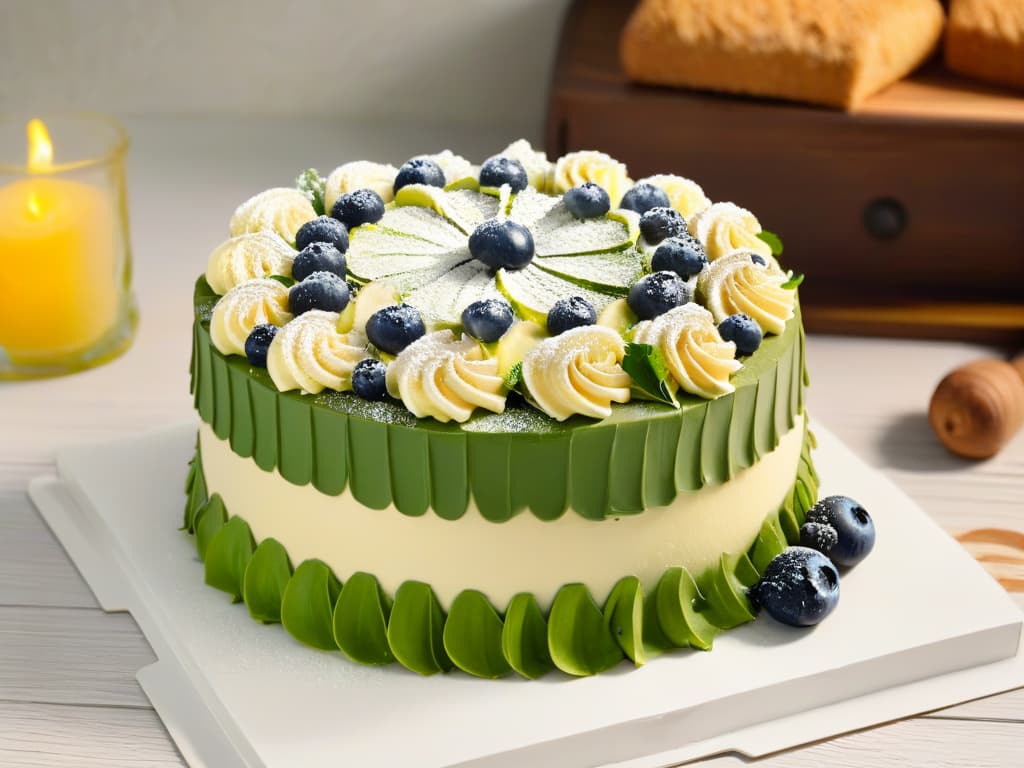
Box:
[0,493,98,609]
[0,606,153,708]
[0,700,183,767]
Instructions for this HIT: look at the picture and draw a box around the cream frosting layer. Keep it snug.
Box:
[198,412,805,609]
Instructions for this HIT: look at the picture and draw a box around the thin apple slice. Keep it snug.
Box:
[496,265,616,325]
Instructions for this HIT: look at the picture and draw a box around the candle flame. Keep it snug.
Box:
[27,118,53,172]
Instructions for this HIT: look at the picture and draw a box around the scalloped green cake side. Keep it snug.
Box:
[190,276,808,522]
[182,428,820,678]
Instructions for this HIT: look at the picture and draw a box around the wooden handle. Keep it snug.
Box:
[928,355,1024,459]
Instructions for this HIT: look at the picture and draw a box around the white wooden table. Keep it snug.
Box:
[1,118,1021,766]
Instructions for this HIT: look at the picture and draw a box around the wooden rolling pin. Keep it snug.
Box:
[929,354,1024,459]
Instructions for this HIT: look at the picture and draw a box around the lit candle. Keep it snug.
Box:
[0,119,120,362]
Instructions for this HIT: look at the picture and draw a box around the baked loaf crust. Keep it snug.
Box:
[946,0,1024,90]
[620,0,946,109]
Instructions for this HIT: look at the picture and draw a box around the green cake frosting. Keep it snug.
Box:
[191,277,807,522]
[182,427,819,678]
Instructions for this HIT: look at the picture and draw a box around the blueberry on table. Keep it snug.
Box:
[393,158,446,194]
[365,304,426,355]
[331,189,385,230]
[718,313,763,356]
[244,324,278,367]
[563,182,611,219]
[546,296,596,336]
[639,206,688,245]
[627,271,691,321]
[288,271,351,315]
[461,298,515,343]
[753,547,840,627]
[469,219,535,271]
[619,183,670,215]
[805,496,876,568]
[295,215,350,252]
[478,156,529,192]
[292,242,346,282]
[651,235,707,280]
[351,358,388,400]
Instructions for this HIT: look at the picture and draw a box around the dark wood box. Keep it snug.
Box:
[546,0,1024,343]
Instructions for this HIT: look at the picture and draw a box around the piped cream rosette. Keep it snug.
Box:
[386,330,506,423]
[229,188,316,245]
[637,174,711,220]
[521,326,632,421]
[632,304,741,400]
[498,139,553,191]
[210,278,293,357]
[552,150,632,208]
[267,310,367,395]
[324,160,399,211]
[698,251,795,336]
[691,202,773,261]
[205,231,296,295]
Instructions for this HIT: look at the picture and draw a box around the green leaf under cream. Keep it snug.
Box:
[622,342,678,407]
[296,168,326,216]
[757,229,784,256]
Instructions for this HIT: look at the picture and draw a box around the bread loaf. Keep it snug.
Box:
[946,0,1024,90]
[620,0,946,109]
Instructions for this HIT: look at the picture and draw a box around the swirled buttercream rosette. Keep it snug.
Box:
[698,251,795,335]
[229,187,317,244]
[209,278,292,356]
[552,150,632,207]
[636,174,711,220]
[386,330,506,423]
[691,202,772,261]
[205,231,296,295]
[324,160,399,210]
[632,303,741,400]
[266,310,366,394]
[521,326,632,421]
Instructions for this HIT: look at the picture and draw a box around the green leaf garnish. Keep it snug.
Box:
[756,230,783,256]
[622,343,678,408]
[781,272,804,290]
[296,168,326,216]
[268,274,296,288]
[503,361,524,393]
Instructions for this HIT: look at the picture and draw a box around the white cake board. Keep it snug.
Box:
[29,421,1024,768]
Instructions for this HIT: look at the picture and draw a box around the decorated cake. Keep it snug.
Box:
[185,141,875,678]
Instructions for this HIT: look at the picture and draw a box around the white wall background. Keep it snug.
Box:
[0,0,573,141]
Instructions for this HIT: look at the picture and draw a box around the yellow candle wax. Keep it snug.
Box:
[0,122,119,361]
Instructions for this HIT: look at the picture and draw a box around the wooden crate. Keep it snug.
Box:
[546,0,1024,344]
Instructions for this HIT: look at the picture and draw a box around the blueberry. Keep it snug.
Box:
[461,298,514,343]
[627,271,691,320]
[244,324,278,367]
[753,547,840,627]
[718,313,763,356]
[805,496,876,569]
[800,521,839,554]
[640,207,688,245]
[351,358,388,400]
[563,182,611,219]
[288,271,350,315]
[393,158,446,194]
[292,242,346,282]
[331,189,385,230]
[365,304,426,355]
[751,254,767,266]
[479,156,528,192]
[651,235,707,279]
[469,219,535,271]
[619,183,670,215]
[546,296,596,335]
[295,215,349,252]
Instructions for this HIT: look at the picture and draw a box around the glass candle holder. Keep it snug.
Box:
[0,113,136,379]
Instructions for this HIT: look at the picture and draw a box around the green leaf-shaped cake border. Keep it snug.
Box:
[191,277,807,522]
[184,427,819,678]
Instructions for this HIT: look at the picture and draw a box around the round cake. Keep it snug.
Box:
[185,141,818,678]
